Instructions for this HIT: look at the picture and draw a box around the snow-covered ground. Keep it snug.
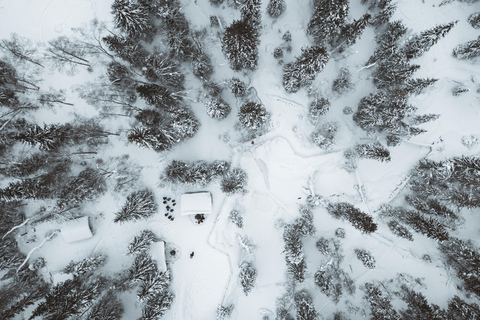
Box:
[1,0,480,319]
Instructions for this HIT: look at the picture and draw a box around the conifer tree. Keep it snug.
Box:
[468,13,480,29]
[57,167,107,209]
[453,36,480,60]
[136,83,180,110]
[128,127,178,152]
[283,46,330,93]
[308,97,331,124]
[128,230,158,255]
[238,261,257,295]
[354,249,376,269]
[229,77,248,97]
[294,290,319,320]
[86,291,124,320]
[222,20,260,71]
[362,283,399,319]
[139,291,174,320]
[267,0,286,19]
[114,189,158,223]
[354,142,391,162]
[370,2,396,27]
[404,21,457,60]
[307,0,349,44]
[238,101,269,130]
[221,168,248,195]
[447,296,480,319]
[111,0,152,39]
[327,202,378,234]
[336,14,371,48]
[205,98,232,120]
[241,0,262,28]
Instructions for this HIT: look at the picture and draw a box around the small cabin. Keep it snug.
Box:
[180,192,212,216]
[60,216,93,243]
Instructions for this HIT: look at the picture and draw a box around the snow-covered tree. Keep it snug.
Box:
[447,295,480,319]
[102,34,148,66]
[307,0,349,44]
[128,252,158,283]
[238,101,269,130]
[311,121,338,151]
[229,209,244,228]
[368,20,407,65]
[453,36,480,60]
[308,97,331,124]
[221,168,248,195]
[87,291,124,320]
[191,53,214,81]
[164,160,230,187]
[111,0,153,39]
[327,202,378,234]
[63,253,107,275]
[142,51,185,90]
[316,237,341,257]
[238,261,257,295]
[294,290,319,320]
[127,127,177,152]
[404,21,457,60]
[205,98,232,120]
[314,263,355,304]
[387,220,413,241]
[332,68,353,95]
[217,304,235,320]
[137,271,171,303]
[267,0,286,19]
[241,0,262,28]
[139,291,174,320]
[57,167,107,209]
[354,249,376,269]
[362,283,399,319]
[283,46,330,93]
[370,2,397,27]
[229,77,247,97]
[399,286,446,319]
[136,83,180,110]
[335,228,346,238]
[128,230,159,255]
[114,189,158,223]
[283,224,305,265]
[439,238,480,296]
[336,14,371,48]
[354,142,391,162]
[468,12,480,29]
[222,20,260,71]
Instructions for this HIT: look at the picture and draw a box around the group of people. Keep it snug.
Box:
[163,197,176,221]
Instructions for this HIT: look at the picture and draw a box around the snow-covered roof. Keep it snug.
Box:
[180,192,212,215]
[60,216,93,243]
[150,241,167,272]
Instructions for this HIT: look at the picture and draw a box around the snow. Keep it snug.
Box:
[60,216,93,243]
[180,192,213,215]
[52,272,74,285]
[2,0,480,319]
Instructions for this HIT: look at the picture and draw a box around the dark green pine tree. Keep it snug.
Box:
[241,0,262,28]
[294,290,319,320]
[370,2,397,27]
[400,286,446,320]
[57,167,107,209]
[447,296,480,319]
[267,0,286,19]
[327,202,378,234]
[237,102,269,130]
[86,291,124,320]
[12,124,70,151]
[374,55,420,89]
[354,142,391,162]
[128,127,176,152]
[283,46,330,93]
[404,21,457,60]
[368,20,407,65]
[128,230,158,255]
[336,13,371,48]
[30,277,103,320]
[136,83,180,110]
[102,34,149,67]
[453,36,480,60]
[139,291,175,320]
[307,0,349,44]
[238,261,257,295]
[111,0,152,39]
[128,252,158,283]
[402,78,438,95]
[222,20,260,71]
[114,189,158,223]
[362,283,399,320]
[403,211,449,241]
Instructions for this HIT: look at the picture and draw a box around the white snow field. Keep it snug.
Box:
[1,0,480,319]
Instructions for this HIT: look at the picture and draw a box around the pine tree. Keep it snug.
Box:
[87,291,124,320]
[136,83,180,110]
[191,53,214,81]
[370,2,397,27]
[241,0,262,28]
[13,124,70,151]
[368,20,407,65]
[137,271,171,303]
[402,78,438,95]
[57,167,107,209]
[127,127,177,152]
[217,304,235,320]
[307,0,349,44]
[283,46,330,93]
[447,296,480,319]
[111,0,152,39]
[308,98,331,124]
[139,291,174,320]
[128,230,159,255]
[374,55,420,89]
[439,238,480,296]
[294,290,319,320]
[238,261,257,295]
[354,249,376,269]
[314,263,354,304]
[404,21,457,60]
[468,13,480,29]
[453,36,480,60]
[327,202,378,234]
[267,0,286,19]
[142,52,185,90]
[400,286,446,320]
[128,252,158,283]
[229,77,247,97]
[114,189,158,223]
[238,101,269,130]
[287,258,307,283]
[387,220,413,241]
[30,277,103,320]
[403,210,449,241]
[222,20,260,71]
[332,68,353,95]
[283,224,305,265]
[228,209,244,228]
[102,34,148,66]
[205,98,232,120]
[354,142,391,162]
[362,283,400,320]
[63,253,107,275]
[221,168,248,195]
[336,14,371,48]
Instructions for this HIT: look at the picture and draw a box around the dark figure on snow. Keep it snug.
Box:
[190,252,195,259]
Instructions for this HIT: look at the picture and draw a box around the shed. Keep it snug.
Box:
[180,192,212,216]
[149,241,167,272]
[60,216,93,243]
